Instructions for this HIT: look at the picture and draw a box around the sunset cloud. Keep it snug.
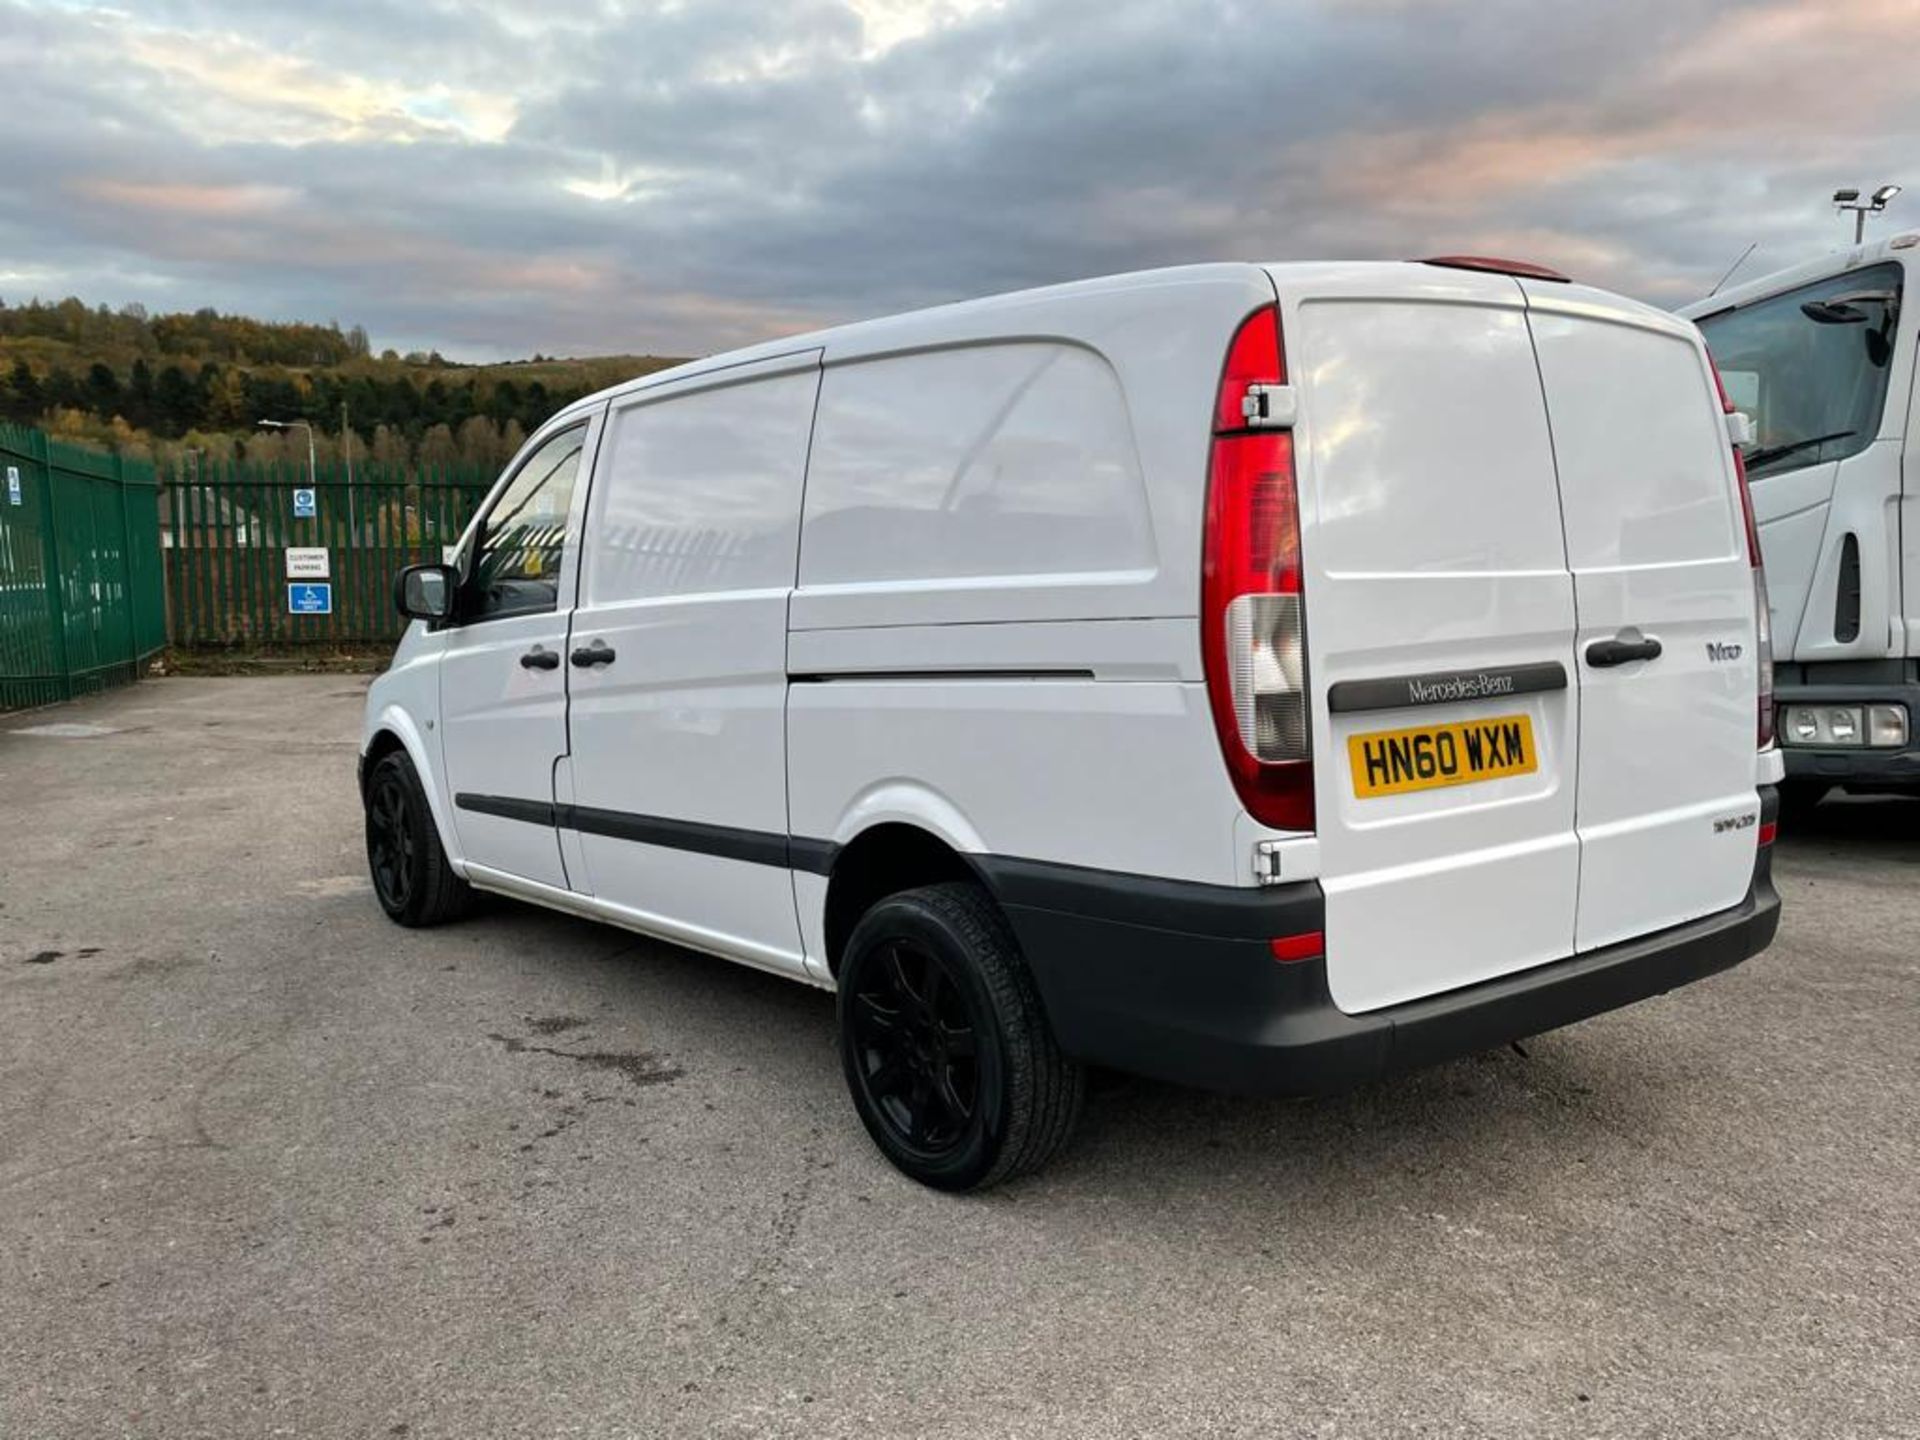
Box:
[0,0,1914,357]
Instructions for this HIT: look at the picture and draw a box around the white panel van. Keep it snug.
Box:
[1680,236,1920,818]
[362,259,1783,1191]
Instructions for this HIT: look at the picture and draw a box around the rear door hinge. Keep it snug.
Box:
[1241,384,1296,429]
[1253,840,1286,884]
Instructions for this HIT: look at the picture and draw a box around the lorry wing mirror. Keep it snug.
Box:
[1801,299,1868,324]
[1803,289,1899,325]
[396,563,457,623]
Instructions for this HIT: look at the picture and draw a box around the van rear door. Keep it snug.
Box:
[1283,267,1583,1015]
[1521,283,1761,951]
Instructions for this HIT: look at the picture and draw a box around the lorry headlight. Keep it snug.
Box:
[1780,703,1910,748]
[1868,704,1909,748]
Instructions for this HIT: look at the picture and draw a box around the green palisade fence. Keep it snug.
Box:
[0,423,166,711]
[161,460,493,648]
[1,431,497,709]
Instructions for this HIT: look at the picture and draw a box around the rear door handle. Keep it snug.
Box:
[570,639,616,668]
[1586,634,1663,668]
[519,645,561,671]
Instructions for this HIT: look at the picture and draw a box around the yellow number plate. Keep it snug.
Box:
[1348,714,1537,799]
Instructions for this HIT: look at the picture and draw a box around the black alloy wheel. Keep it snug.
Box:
[363,749,474,927]
[366,766,418,914]
[846,938,982,1158]
[837,883,1083,1191]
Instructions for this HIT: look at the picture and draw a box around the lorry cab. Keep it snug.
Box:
[363,259,1781,1190]
[1681,236,1920,813]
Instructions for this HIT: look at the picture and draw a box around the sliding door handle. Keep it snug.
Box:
[571,639,617,668]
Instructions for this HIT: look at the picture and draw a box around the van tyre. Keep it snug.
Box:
[838,882,1084,1191]
[364,749,476,927]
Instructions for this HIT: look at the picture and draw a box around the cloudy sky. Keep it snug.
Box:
[2,0,1916,360]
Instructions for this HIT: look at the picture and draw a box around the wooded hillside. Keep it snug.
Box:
[0,296,686,471]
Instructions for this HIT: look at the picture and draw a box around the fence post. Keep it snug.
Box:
[31,429,71,701]
[113,450,140,674]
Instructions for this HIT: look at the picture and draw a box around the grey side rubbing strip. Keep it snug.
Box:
[565,804,789,868]
[453,793,840,873]
[1326,661,1567,715]
[454,793,559,826]
[786,837,839,875]
[789,669,1096,684]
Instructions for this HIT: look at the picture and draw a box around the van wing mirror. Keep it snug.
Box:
[395,563,457,623]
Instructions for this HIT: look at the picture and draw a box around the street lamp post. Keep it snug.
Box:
[259,418,356,539]
[257,418,315,488]
[1833,185,1903,244]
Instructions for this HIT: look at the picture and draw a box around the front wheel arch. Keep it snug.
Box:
[361,720,463,876]
[362,745,476,927]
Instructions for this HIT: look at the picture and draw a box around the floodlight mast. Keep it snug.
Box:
[1834,184,1903,244]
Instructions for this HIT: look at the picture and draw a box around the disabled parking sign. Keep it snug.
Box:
[292,487,317,519]
[287,582,333,615]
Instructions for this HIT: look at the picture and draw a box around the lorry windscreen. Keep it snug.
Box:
[1698,261,1903,479]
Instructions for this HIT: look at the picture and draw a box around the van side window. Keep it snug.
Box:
[466,424,586,621]
[1697,262,1903,480]
[584,369,818,602]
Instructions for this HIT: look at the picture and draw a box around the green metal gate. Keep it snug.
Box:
[161,461,492,647]
[0,423,166,710]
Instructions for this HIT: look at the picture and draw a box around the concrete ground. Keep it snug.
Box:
[1,676,1915,1440]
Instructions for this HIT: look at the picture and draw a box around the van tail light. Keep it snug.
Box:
[1203,305,1314,831]
[1710,357,1774,749]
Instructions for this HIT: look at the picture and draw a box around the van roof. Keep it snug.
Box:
[548,261,1271,425]
[1678,232,1919,321]
[547,258,1651,428]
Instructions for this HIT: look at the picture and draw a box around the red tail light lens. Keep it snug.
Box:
[1214,303,1285,430]
[1710,356,1774,749]
[1203,306,1314,831]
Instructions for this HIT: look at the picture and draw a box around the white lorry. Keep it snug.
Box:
[1682,234,1918,817]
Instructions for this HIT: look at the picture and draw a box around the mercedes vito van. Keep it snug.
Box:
[361,259,1782,1190]
[1681,235,1920,818]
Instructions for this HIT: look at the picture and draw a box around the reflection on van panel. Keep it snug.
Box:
[800,341,1156,588]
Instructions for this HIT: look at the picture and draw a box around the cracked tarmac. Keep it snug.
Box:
[2,676,1917,1438]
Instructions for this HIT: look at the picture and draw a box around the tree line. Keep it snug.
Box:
[0,296,374,368]
[0,296,681,470]
[0,356,587,463]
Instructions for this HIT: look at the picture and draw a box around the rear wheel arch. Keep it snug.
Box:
[822,823,989,979]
